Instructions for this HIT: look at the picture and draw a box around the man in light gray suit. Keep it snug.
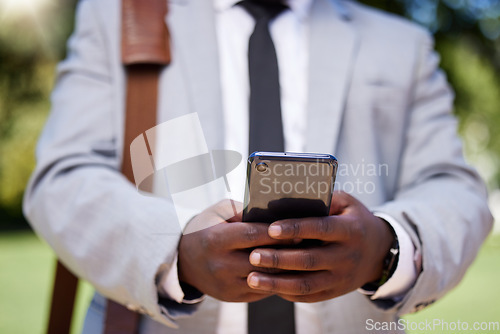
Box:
[24,0,493,333]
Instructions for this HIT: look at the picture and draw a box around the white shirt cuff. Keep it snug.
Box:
[359,212,418,300]
[158,253,205,305]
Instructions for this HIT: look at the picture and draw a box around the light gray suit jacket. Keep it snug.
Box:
[24,0,493,333]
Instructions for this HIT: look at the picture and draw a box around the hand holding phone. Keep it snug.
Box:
[245,191,396,303]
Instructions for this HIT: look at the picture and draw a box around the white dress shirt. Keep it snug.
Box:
[161,0,419,333]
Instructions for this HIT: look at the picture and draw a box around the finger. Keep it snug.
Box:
[217,251,256,278]
[249,247,330,271]
[240,292,277,302]
[217,277,275,303]
[246,271,332,296]
[183,199,244,235]
[268,215,355,241]
[205,223,297,250]
[227,251,290,277]
[235,278,275,296]
[329,191,352,215]
[234,279,276,302]
[249,245,361,278]
[277,290,337,303]
[212,199,244,222]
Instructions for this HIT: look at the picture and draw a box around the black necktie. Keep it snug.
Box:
[239,1,295,333]
[240,0,286,154]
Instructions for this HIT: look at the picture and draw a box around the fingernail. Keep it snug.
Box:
[249,252,261,265]
[268,225,282,237]
[248,275,260,288]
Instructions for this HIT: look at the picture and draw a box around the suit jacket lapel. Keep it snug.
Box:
[306,0,359,154]
[166,0,225,150]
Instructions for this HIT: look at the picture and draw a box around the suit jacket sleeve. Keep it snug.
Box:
[23,0,193,327]
[371,30,493,315]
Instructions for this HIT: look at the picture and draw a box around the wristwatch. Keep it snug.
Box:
[362,226,399,292]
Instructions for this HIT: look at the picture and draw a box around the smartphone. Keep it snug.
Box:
[242,152,338,223]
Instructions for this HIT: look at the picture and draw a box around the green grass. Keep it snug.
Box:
[0,231,93,334]
[0,231,499,333]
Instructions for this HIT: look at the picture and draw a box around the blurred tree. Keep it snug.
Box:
[0,0,77,228]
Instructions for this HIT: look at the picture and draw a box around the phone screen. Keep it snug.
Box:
[242,152,337,223]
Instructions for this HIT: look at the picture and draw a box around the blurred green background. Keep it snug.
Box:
[0,0,499,333]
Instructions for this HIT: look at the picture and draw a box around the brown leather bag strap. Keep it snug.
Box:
[104,0,170,333]
[120,0,170,181]
[47,1,170,334]
[104,66,164,334]
[47,260,79,334]
[121,0,171,66]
